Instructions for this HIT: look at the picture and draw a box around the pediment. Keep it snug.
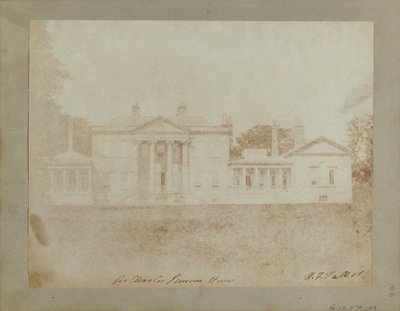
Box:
[285,137,351,157]
[300,141,348,154]
[133,117,188,134]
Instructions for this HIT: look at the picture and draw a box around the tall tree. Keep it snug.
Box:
[347,114,373,186]
[30,22,70,207]
[30,23,92,157]
[30,22,70,158]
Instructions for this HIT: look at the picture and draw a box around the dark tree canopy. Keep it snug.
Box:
[347,114,373,186]
[230,125,294,159]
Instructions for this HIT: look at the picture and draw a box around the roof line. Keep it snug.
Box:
[131,116,189,133]
[283,136,351,158]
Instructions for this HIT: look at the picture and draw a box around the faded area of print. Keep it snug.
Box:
[29,21,373,288]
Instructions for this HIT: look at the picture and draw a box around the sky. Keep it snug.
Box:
[43,21,373,144]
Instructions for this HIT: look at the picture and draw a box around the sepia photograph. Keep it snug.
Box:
[28,21,373,288]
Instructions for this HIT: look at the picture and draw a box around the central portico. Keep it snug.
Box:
[136,139,190,200]
[133,117,191,202]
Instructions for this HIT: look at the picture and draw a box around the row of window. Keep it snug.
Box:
[309,167,336,186]
[100,169,292,190]
[95,142,187,158]
[52,168,90,193]
[102,172,128,185]
[193,173,220,189]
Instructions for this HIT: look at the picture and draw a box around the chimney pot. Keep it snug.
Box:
[294,118,305,148]
[222,114,232,126]
[177,102,187,117]
[132,103,140,118]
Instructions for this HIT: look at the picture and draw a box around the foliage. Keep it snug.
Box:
[30,22,70,159]
[30,23,91,207]
[347,114,373,186]
[230,125,294,159]
[30,23,91,158]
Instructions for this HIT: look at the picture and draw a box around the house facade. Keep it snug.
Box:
[46,104,352,205]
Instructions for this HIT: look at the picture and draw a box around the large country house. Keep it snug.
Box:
[46,104,352,205]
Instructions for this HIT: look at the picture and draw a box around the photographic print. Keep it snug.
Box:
[28,21,373,288]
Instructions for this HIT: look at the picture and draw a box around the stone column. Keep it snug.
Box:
[181,140,189,193]
[254,168,259,191]
[166,141,173,193]
[149,141,155,194]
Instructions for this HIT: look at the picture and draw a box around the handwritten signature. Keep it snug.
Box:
[304,270,364,281]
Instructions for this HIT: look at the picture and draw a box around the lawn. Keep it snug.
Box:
[29,186,372,287]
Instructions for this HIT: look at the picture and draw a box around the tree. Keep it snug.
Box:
[73,116,92,155]
[230,125,294,159]
[30,22,70,158]
[30,22,70,207]
[30,23,94,208]
[347,114,373,186]
[30,23,93,156]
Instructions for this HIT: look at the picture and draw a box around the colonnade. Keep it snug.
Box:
[233,167,291,191]
[138,139,190,194]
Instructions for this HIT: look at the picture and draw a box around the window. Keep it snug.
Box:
[245,168,254,190]
[66,169,76,192]
[233,169,241,189]
[329,169,335,185]
[319,195,328,203]
[54,169,64,192]
[120,172,128,184]
[80,169,89,192]
[270,169,276,188]
[160,172,166,187]
[282,168,291,190]
[193,174,202,188]
[103,172,110,186]
[212,173,219,188]
[310,166,318,186]
[259,169,267,189]
[246,175,252,188]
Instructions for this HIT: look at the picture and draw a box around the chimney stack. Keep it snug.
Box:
[221,114,232,127]
[294,118,305,148]
[132,103,140,119]
[271,120,279,157]
[176,102,187,117]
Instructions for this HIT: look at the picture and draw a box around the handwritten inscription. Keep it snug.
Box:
[304,270,364,281]
[112,273,236,286]
[328,305,376,311]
